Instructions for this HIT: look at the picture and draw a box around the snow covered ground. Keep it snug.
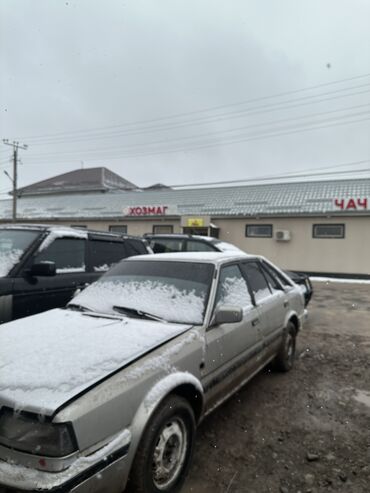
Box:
[311,276,370,285]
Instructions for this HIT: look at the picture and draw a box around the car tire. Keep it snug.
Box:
[274,322,296,372]
[127,395,196,493]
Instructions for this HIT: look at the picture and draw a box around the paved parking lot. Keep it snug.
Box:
[182,281,370,493]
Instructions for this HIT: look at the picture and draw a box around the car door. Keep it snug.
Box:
[12,236,87,319]
[240,260,286,359]
[202,263,264,410]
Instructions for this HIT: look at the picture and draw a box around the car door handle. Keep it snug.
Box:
[283,300,289,308]
[252,318,260,327]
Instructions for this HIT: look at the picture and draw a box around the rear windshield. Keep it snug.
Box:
[0,229,39,277]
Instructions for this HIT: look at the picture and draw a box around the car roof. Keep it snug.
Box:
[127,251,257,265]
[0,223,50,231]
[0,223,145,241]
[145,233,218,242]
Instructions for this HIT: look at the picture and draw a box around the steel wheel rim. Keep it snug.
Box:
[286,334,294,363]
[152,417,188,490]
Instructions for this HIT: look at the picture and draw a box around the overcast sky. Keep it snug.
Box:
[1,0,369,194]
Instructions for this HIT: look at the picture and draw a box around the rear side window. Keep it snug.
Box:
[89,240,127,272]
[150,239,183,253]
[259,263,282,292]
[124,239,148,256]
[34,238,86,273]
[186,240,217,252]
[241,262,271,303]
[262,261,292,287]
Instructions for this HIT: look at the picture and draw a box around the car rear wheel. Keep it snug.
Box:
[275,322,296,372]
[128,395,196,493]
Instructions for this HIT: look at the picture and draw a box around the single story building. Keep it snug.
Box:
[1,167,369,277]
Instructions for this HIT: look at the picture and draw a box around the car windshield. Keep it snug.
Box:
[0,229,39,277]
[71,260,214,324]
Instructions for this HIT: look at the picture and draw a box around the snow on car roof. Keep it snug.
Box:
[146,234,217,241]
[127,251,256,264]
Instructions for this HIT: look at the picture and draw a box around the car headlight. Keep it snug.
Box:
[0,408,77,457]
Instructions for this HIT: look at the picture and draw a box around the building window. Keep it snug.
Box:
[71,225,87,229]
[109,225,128,234]
[152,225,174,234]
[245,224,273,238]
[313,224,345,239]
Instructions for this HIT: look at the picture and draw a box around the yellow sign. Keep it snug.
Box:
[186,218,205,227]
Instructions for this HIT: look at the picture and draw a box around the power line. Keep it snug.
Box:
[18,74,370,142]
[23,113,370,164]
[22,106,370,159]
[169,160,370,188]
[22,89,370,150]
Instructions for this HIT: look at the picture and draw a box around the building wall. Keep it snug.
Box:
[20,215,370,275]
[212,216,370,275]
[53,219,182,235]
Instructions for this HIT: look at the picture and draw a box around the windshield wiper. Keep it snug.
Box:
[113,305,166,322]
[68,303,92,313]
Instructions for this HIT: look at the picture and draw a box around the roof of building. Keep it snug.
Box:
[15,167,137,196]
[143,183,172,190]
[1,177,369,220]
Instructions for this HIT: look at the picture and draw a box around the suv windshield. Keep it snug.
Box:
[71,260,214,324]
[0,229,39,277]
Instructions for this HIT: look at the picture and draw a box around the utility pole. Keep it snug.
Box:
[2,140,28,222]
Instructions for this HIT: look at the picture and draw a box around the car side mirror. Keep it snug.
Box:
[29,261,56,277]
[213,305,243,325]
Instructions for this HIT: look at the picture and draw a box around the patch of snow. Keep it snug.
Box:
[311,276,370,285]
[56,266,85,274]
[125,329,201,383]
[60,329,204,415]
[75,280,206,324]
[38,229,87,252]
[0,429,131,489]
[353,389,370,408]
[0,249,23,277]
[144,370,203,409]
[215,241,245,253]
[0,309,190,414]
[139,252,249,262]
[255,287,272,302]
[94,264,110,272]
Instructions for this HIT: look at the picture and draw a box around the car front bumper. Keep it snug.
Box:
[0,432,131,493]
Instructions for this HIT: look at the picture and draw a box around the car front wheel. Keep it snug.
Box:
[128,395,196,493]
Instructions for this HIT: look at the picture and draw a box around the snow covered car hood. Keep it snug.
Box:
[0,308,191,416]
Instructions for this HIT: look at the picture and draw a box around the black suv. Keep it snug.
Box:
[144,233,242,254]
[0,224,150,323]
[145,233,313,306]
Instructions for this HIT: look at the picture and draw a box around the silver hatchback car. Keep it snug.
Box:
[0,252,306,493]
